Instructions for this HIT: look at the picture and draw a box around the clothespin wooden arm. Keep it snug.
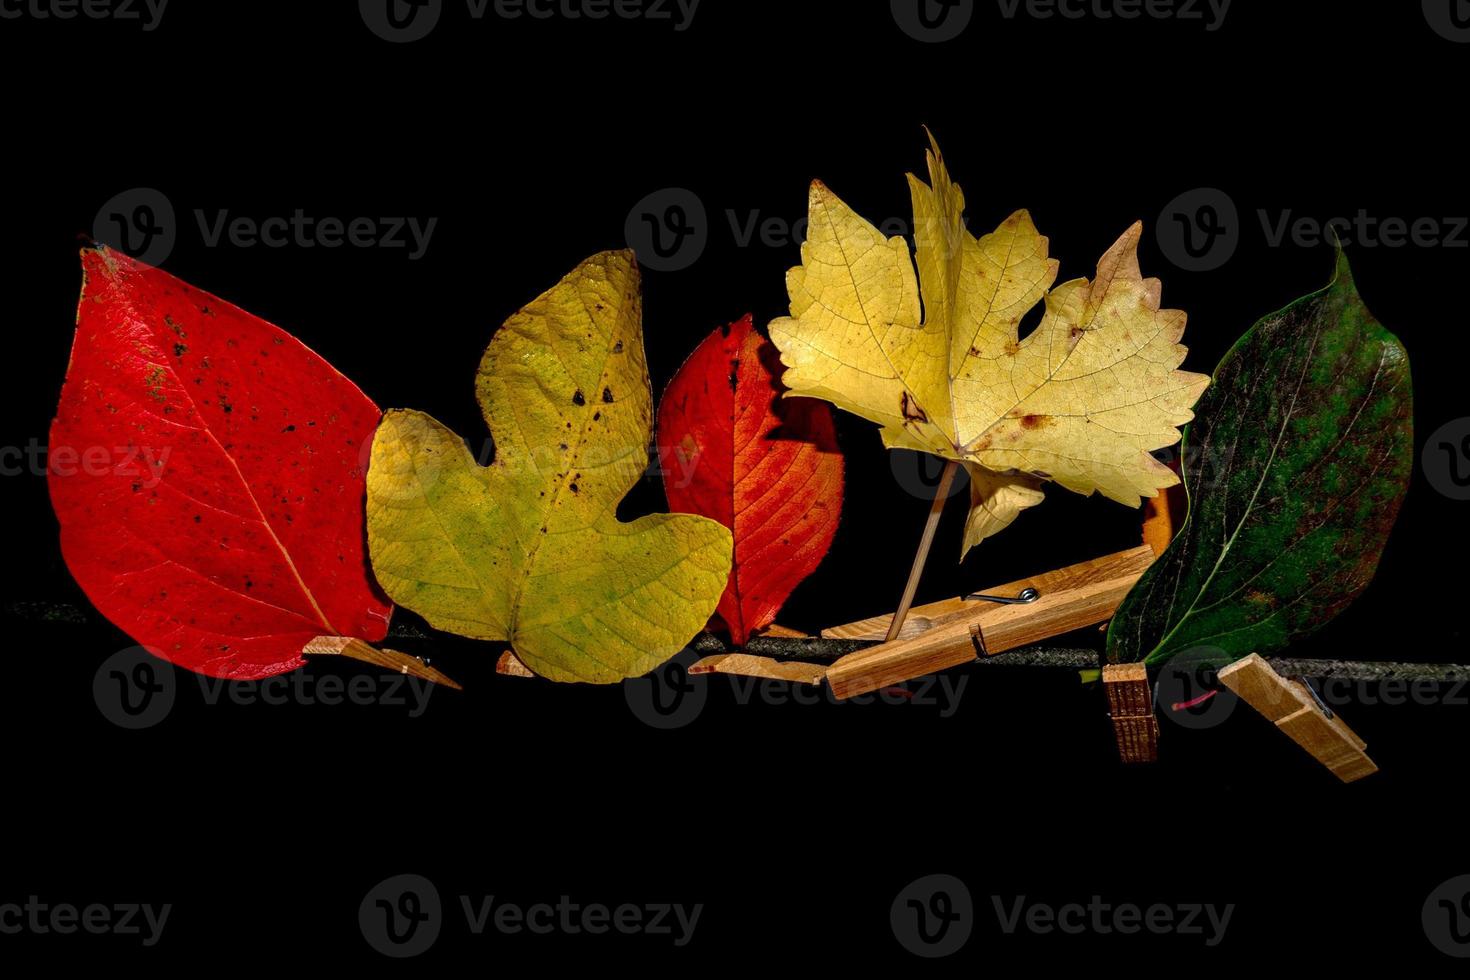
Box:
[823,545,1157,700]
[1217,653,1377,783]
[1103,662,1159,764]
[303,636,463,690]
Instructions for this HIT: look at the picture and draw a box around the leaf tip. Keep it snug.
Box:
[1330,240,1356,291]
[921,124,943,161]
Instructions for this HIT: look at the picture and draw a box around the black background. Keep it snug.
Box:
[1,0,1467,968]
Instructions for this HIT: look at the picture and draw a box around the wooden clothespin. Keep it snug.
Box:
[1103,662,1159,763]
[495,650,536,678]
[687,653,828,685]
[1217,653,1377,783]
[1100,485,1176,763]
[684,624,831,682]
[822,545,1157,699]
[302,635,463,690]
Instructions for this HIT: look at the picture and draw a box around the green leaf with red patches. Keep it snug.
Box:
[1106,249,1412,668]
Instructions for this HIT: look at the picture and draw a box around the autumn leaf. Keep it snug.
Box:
[366,251,733,684]
[49,247,391,679]
[1107,249,1412,668]
[658,315,843,646]
[769,135,1210,556]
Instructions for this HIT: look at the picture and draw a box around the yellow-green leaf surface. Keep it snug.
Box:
[366,251,733,684]
[769,136,1210,557]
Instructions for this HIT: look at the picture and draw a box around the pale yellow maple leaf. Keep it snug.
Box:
[769,136,1210,557]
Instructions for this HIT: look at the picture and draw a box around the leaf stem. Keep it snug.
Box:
[886,458,960,642]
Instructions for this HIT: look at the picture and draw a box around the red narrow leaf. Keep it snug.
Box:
[658,315,843,646]
[48,248,391,679]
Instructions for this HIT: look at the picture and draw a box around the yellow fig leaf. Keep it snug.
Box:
[770,137,1210,556]
[366,251,733,684]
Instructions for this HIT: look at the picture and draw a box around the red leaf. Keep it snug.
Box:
[48,248,391,679]
[658,315,843,645]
